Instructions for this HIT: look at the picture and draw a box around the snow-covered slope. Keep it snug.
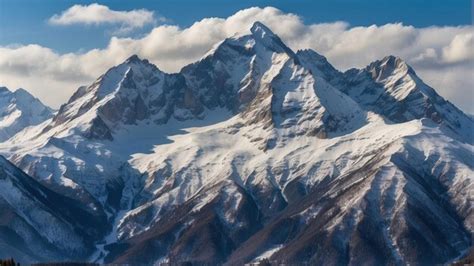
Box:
[0,155,107,263]
[0,22,472,265]
[0,87,53,141]
[110,116,472,265]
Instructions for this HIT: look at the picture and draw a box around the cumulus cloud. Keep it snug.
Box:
[1,6,473,114]
[48,3,158,33]
[441,33,474,64]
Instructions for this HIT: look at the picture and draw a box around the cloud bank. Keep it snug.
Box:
[1,6,473,113]
[48,3,157,33]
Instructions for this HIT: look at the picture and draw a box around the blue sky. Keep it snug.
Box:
[0,0,472,53]
[0,0,472,114]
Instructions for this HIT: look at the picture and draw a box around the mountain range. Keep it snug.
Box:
[0,22,472,265]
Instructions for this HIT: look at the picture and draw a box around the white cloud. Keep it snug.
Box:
[48,3,157,33]
[1,6,473,114]
[441,33,474,64]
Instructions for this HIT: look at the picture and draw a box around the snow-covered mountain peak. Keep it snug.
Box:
[296,49,326,62]
[249,21,296,56]
[45,55,170,140]
[124,54,143,64]
[250,21,276,39]
[97,55,163,96]
[13,87,36,98]
[0,87,49,109]
[0,86,53,141]
[340,56,473,143]
[0,86,10,93]
[199,21,295,62]
[296,49,341,83]
[366,55,414,83]
[181,23,366,140]
[342,55,437,105]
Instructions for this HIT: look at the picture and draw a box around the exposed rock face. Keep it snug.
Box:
[84,115,113,140]
[0,22,472,265]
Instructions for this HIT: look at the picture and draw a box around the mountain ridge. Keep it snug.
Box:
[0,21,472,265]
